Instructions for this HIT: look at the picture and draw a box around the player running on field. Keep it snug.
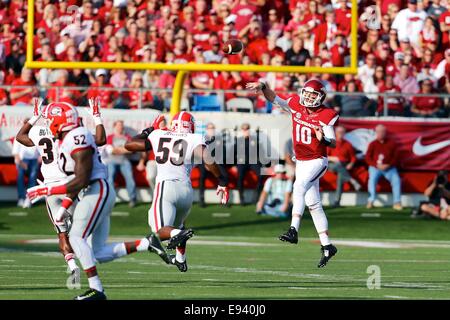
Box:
[27,102,169,300]
[15,97,109,286]
[125,112,230,272]
[246,79,339,268]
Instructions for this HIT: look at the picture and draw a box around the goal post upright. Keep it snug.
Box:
[24,0,359,115]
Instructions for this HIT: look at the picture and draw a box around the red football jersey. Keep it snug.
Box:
[287,95,339,161]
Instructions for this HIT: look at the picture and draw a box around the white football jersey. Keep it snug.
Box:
[57,126,107,181]
[28,126,67,184]
[148,129,205,184]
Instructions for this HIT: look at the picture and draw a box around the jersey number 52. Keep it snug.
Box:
[295,124,312,145]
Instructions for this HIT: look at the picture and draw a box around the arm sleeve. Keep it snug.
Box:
[273,96,291,113]
[263,178,272,193]
[323,125,336,141]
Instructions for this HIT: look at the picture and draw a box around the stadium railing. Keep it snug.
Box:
[0,85,449,117]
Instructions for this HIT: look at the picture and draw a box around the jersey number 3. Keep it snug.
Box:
[38,138,54,164]
[295,124,312,145]
[155,137,188,166]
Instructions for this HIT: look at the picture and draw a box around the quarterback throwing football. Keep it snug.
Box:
[247,79,338,268]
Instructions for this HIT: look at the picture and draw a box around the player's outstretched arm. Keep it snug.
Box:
[88,97,106,146]
[16,98,44,147]
[246,81,290,112]
[27,149,94,202]
[124,127,154,152]
[193,145,229,204]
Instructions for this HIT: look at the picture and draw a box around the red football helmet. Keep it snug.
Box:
[300,79,327,108]
[43,102,79,136]
[170,111,195,133]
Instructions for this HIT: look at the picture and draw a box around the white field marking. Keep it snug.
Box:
[361,213,381,218]
[21,237,450,249]
[383,282,443,289]
[0,259,15,262]
[384,296,409,299]
[331,239,450,249]
[8,211,28,217]
[8,233,450,245]
[212,212,231,218]
[111,211,130,217]
[22,238,278,247]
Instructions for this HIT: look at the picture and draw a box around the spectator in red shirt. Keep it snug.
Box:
[365,124,402,210]
[335,0,351,36]
[411,79,443,117]
[87,69,116,109]
[327,126,361,207]
[232,0,258,32]
[127,72,153,109]
[10,68,38,106]
[378,74,404,116]
[246,22,268,64]
[314,10,337,55]
[438,9,450,48]
[47,69,78,105]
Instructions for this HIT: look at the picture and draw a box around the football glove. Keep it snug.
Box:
[27,185,50,204]
[28,97,44,126]
[151,114,166,130]
[88,97,102,126]
[216,185,229,205]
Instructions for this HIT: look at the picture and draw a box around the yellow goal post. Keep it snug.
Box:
[25,0,359,115]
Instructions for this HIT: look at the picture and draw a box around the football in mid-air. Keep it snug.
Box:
[222,39,244,55]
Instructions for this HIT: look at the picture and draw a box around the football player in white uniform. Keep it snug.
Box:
[125,112,230,272]
[27,102,169,300]
[15,97,108,286]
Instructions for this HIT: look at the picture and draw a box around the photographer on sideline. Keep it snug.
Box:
[412,171,450,220]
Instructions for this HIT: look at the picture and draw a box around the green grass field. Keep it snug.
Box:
[1,202,450,300]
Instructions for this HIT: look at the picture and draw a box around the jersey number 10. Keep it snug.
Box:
[295,124,312,145]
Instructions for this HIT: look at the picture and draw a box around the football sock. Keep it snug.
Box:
[65,253,78,272]
[135,238,149,252]
[319,231,331,246]
[176,246,186,263]
[309,203,331,245]
[170,229,181,238]
[88,275,103,292]
[290,215,301,231]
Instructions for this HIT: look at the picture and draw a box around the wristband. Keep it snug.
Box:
[61,197,74,209]
[28,115,41,126]
[260,82,267,90]
[48,184,68,195]
[322,137,332,146]
[93,116,103,126]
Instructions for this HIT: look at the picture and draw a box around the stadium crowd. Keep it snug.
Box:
[0,0,449,116]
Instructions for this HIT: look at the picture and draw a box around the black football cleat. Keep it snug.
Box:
[317,244,338,268]
[167,229,194,250]
[74,289,107,300]
[147,233,171,264]
[279,227,298,244]
[170,255,188,272]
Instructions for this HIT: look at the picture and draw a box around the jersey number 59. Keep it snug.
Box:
[155,137,188,166]
[295,124,312,145]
